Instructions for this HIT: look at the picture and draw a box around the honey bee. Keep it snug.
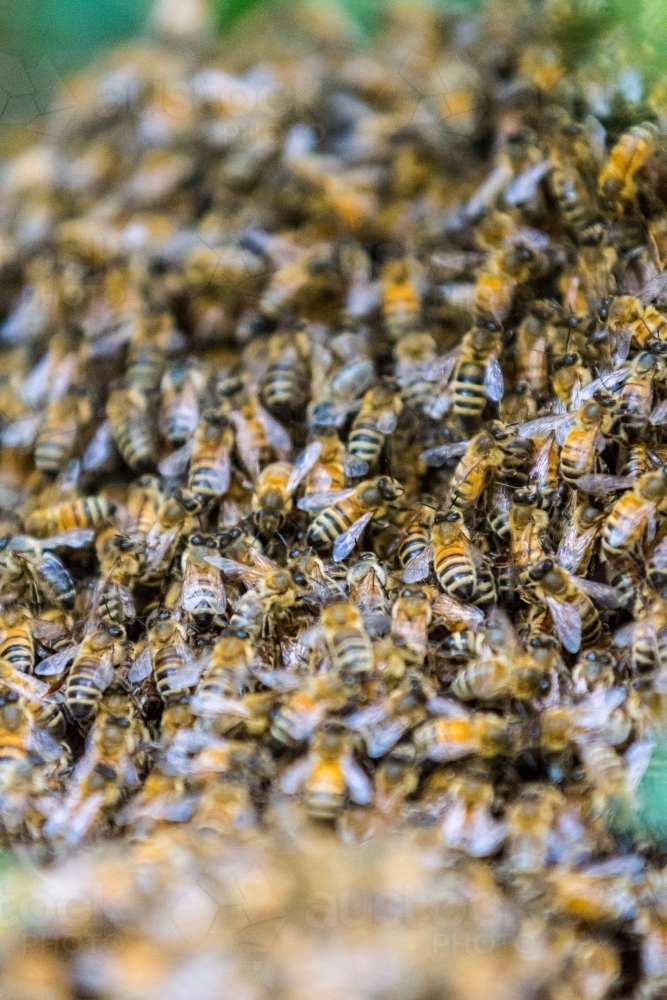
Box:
[43,687,146,844]
[0,605,36,675]
[539,687,630,755]
[520,394,616,488]
[393,332,439,412]
[230,393,292,479]
[578,467,667,559]
[142,489,202,580]
[34,391,91,476]
[106,385,156,473]
[390,584,434,664]
[205,549,301,636]
[251,442,322,537]
[24,496,116,538]
[347,676,430,758]
[178,533,226,622]
[124,475,164,542]
[412,698,517,762]
[159,359,208,446]
[450,326,504,421]
[261,670,352,748]
[452,608,555,702]
[346,554,390,637]
[95,530,143,624]
[557,497,604,576]
[572,647,618,693]
[315,600,374,677]
[421,430,501,512]
[548,155,598,237]
[0,689,63,802]
[527,558,619,653]
[190,630,255,719]
[528,433,561,509]
[614,598,667,686]
[598,123,660,210]
[380,257,423,340]
[0,534,87,608]
[260,328,311,416]
[129,611,200,705]
[390,494,438,573]
[509,488,550,580]
[36,622,126,723]
[614,351,660,440]
[347,380,402,467]
[280,721,372,819]
[299,476,405,562]
[304,428,369,495]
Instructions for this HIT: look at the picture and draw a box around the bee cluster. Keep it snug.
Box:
[4,0,667,995]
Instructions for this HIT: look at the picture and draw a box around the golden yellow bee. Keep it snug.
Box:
[280,722,372,819]
[300,476,405,562]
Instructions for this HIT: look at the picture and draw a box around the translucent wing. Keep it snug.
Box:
[41,529,95,550]
[431,594,484,629]
[574,577,621,609]
[21,351,53,406]
[575,474,632,495]
[256,402,292,458]
[181,560,226,615]
[190,693,251,718]
[144,523,179,573]
[376,411,398,434]
[35,643,81,677]
[128,645,152,684]
[159,440,194,478]
[484,356,504,402]
[250,667,302,692]
[229,411,260,480]
[650,399,667,426]
[343,452,369,478]
[28,726,63,760]
[297,488,356,513]
[333,510,374,562]
[82,420,114,472]
[204,555,263,586]
[518,413,572,440]
[557,523,597,575]
[546,596,581,654]
[402,543,433,583]
[504,160,550,205]
[2,414,42,448]
[91,658,114,693]
[247,547,280,573]
[331,360,374,398]
[280,754,316,794]
[341,756,373,804]
[530,435,557,484]
[0,664,50,704]
[579,368,631,400]
[420,440,470,467]
[286,442,322,494]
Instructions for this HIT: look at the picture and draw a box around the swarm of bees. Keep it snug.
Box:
[5,0,667,995]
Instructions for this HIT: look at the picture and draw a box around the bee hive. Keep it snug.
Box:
[0,1,667,997]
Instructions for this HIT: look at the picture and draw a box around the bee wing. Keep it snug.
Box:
[392,609,428,659]
[1,414,42,448]
[575,474,633,495]
[204,555,263,587]
[423,389,452,420]
[92,657,114,694]
[343,452,369,478]
[82,420,114,472]
[159,440,195,478]
[650,399,667,426]
[546,596,581,654]
[181,560,226,615]
[286,442,323,494]
[579,368,631,400]
[574,577,621,609]
[613,327,632,365]
[297,488,357,513]
[333,510,374,562]
[0,663,50,703]
[528,434,555,484]
[28,726,63,761]
[331,360,375,399]
[431,594,484,629]
[280,754,316,794]
[145,523,179,572]
[251,666,302,691]
[420,440,470,467]
[128,645,153,684]
[557,524,597,575]
[518,413,572,440]
[484,356,504,402]
[428,696,470,719]
[504,160,550,205]
[341,755,373,804]
[402,544,433,583]
[230,411,260,480]
[626,740,655,792]
[41,529,95,550]
[35,643,81,677]
[376,411,398,435]
[256,402,292,459]
[31,618,65,641]
[190,693,251,718]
